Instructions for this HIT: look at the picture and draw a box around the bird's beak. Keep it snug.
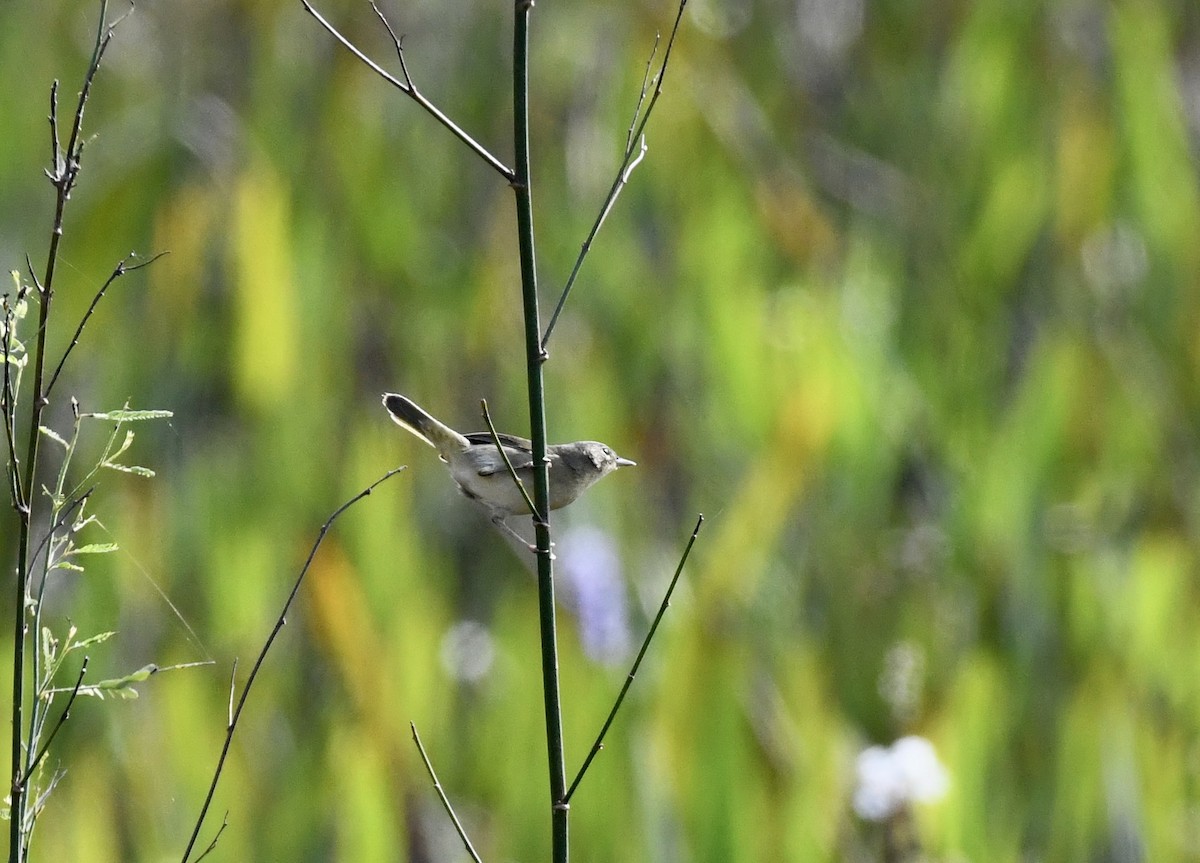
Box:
[616,456,637,467]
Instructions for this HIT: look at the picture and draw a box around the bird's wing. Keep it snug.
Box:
[464,432,536,474]
[464,431,533,449]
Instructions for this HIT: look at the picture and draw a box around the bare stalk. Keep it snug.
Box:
[19,659,89,787]
[541,0,689,351]
[508,2,571,860]
[180,468,404,863]
[564,514,703,802]
[45,252,167,397]
[479,399,538,518]
[300,0,514,182]
[410,722,484,863]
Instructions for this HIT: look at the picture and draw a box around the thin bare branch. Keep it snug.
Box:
[191,814,228,863]
[20,658,88,786]
[226,658,237,728]
[542,135,647,350]
[626,33,660,153]
[301,0,514,182]
[56,1,120,198]
[2,301,24,513]
[564,513,703,803]
[25,766,65,834]
[46,81,62,184]
[24,255,44,304]
[180,467,405,863]
[369,1,413,88]
[479,399,539,520]
[642,0,689,118]
[410,722,484,863]
[541,0,688,351]
[45,251,167,397]
[28,490,93,598]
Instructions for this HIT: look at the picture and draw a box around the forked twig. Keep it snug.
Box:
[410,722,484,863]
[543,135,646,351]
[563,513,703,803]
[29,489,92,558]
[191,814,228,863]
[180,468,405,863]
[369,1,414,88]
[49,2,128,199]
[2,299,24,512]
[541,0,689,351]
[626,33,660,152]
[301,0,514,182]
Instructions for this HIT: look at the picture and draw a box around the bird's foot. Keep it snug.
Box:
[490,515,556,558]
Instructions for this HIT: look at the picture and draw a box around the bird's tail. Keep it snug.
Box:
[382,394,470,454]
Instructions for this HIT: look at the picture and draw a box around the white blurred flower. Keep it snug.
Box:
[798,0,865,57]
[439,620,495,683]
[853,735,949,821]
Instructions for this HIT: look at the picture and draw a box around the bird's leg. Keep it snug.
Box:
[490,513,555,559]
[490,513,534,551]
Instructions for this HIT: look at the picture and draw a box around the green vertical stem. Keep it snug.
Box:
[8,155,66,863]
[10,12,113,857]
[511,2,568,862]
[9,483,31,863]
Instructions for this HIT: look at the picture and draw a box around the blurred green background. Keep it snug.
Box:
[2,0,1200,860]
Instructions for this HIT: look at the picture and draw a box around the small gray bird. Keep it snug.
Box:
[382,394,635,539]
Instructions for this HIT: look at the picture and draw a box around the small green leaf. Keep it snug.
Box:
[80,685,139,701]
[72,514,99,533]
[78,663,158,699]
[101,463,155,477]
[38,426,70,449]
[69,543,119,555]
[107,429,135,461]
[116,664,158,684]
[41,627,57,665]
[70,631,116,650]
[52,561,85,572]
[87,409,173,422]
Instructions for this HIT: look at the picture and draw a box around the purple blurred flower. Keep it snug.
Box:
[558,526,632,666]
